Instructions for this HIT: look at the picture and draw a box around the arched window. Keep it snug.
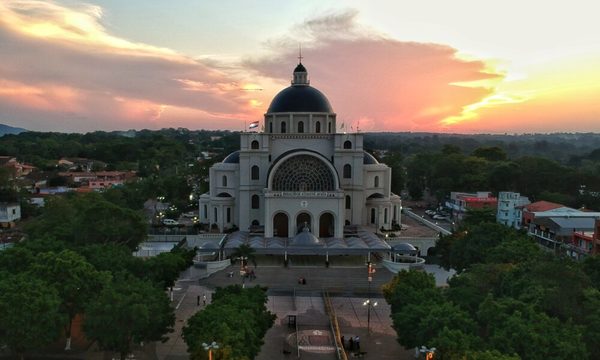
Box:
[272,155,335,191]
[384,208,388,223]
[315,121,321,133]
[343,140,352,149]
[269,122,273,133]
[298,121,304,133]
[374,176,379,187]
[281,122,287,133]
[345,195,351,209]
[328,122,332,133]
[370,208,376,224]
[251,165,259,180]
[343,164,352,179]
[251,140,259,149]
[251,195,259,209]
[222,175,227,187]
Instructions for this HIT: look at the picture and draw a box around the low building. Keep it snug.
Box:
[446,191,497,220]
[496,191,530,229]
[520,201,564,229]
[0,203,21,227]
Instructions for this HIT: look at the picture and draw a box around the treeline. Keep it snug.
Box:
[0,129,240,174]
[383,211,600,359]
[404,145,600,209]
[0,193,195,359]
[364,132,600,163]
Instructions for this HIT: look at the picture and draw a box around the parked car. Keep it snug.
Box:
[432,214,449,220]
[182,211,197,218]
[162,218,179,226]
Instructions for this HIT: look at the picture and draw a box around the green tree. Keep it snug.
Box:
[0,273,64,360]
[30,250,109,350]
[84,274,175,360]
[183,285,275,360]
[472,146,508,161]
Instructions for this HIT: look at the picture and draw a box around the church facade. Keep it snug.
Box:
[199,62,401,240]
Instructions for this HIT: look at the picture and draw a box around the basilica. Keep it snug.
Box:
[199,61,401,255]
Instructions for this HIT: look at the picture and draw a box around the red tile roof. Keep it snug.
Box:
[523,200,564,212]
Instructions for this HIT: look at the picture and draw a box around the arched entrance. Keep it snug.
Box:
[296,212,311,234]
[273,213,289,238]
[319,213,335,238]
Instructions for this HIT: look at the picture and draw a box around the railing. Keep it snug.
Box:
[323,290,348,360]
[268,191,341,198]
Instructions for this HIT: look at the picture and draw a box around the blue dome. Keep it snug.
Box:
[222,151,240,163]
[363,151,379,165]
[267,85,333,113]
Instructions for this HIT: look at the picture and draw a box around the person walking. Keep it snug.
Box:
[340,335,345,349]
[354,336,360,351]
[203,294,207,306]
[348,336,354,351]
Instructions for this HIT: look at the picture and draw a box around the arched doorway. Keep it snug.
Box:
[296,212,311,234]
[319,213,335,238]
[273,213,289,238]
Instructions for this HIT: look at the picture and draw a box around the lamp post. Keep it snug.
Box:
[202,341,219,360]
[364,262,377,333]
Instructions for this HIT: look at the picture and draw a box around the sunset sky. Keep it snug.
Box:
[1,0,599,133]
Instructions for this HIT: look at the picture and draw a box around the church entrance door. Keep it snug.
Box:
[319,213,335,238]
[273,213,289,238]
[296,212,311,234]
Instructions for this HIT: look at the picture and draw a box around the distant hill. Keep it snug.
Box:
[0,123,27,136]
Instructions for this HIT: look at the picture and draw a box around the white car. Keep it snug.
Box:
[432,214,449,220]
[162,219,179,226]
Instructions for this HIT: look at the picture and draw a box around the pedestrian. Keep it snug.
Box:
[340,335,345,349]
[354,336,360,351]
[348,336,354,351]
[203,294,207,306]
[197,295,200,306]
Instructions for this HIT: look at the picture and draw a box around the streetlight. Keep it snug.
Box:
[362,299,378,333]
[420,345,436,359]
[202,341,219,360]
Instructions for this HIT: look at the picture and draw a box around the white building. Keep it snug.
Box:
[0,203,21,227]
[199,62,401,248]
[496,191,530,229]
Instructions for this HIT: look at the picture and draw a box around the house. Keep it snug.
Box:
[446,191,497,220]
[570,220,600,259]
[0,203,21,228]
[496,191,530,229]
[0,156,36,178]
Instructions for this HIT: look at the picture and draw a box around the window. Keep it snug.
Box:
[316,121,321,133]
[251,195,259,209]
[298,121,304,133]
[374,176,379,187]
[272,155,335,191]
[345,195,351,209]
[393,206,397,220]
[269,122,273,133]
[222,175,227,187]
[251,165,259,180]
[371,208,376,224]
[213,207,218,223]
[281,121,287,133]
[343,164,352,179]
[226,207,231,223]
[204,205,208,218]
[251,140,259,149]
[328,122,332,133]
[384,208,388,223]
[343,140,352,149]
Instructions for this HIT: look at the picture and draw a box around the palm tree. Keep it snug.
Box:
[231,244,257,269]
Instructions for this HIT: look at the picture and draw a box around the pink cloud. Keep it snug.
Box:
[247,10,501,132]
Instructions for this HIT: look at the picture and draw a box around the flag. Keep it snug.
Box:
[249,121,259,129]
